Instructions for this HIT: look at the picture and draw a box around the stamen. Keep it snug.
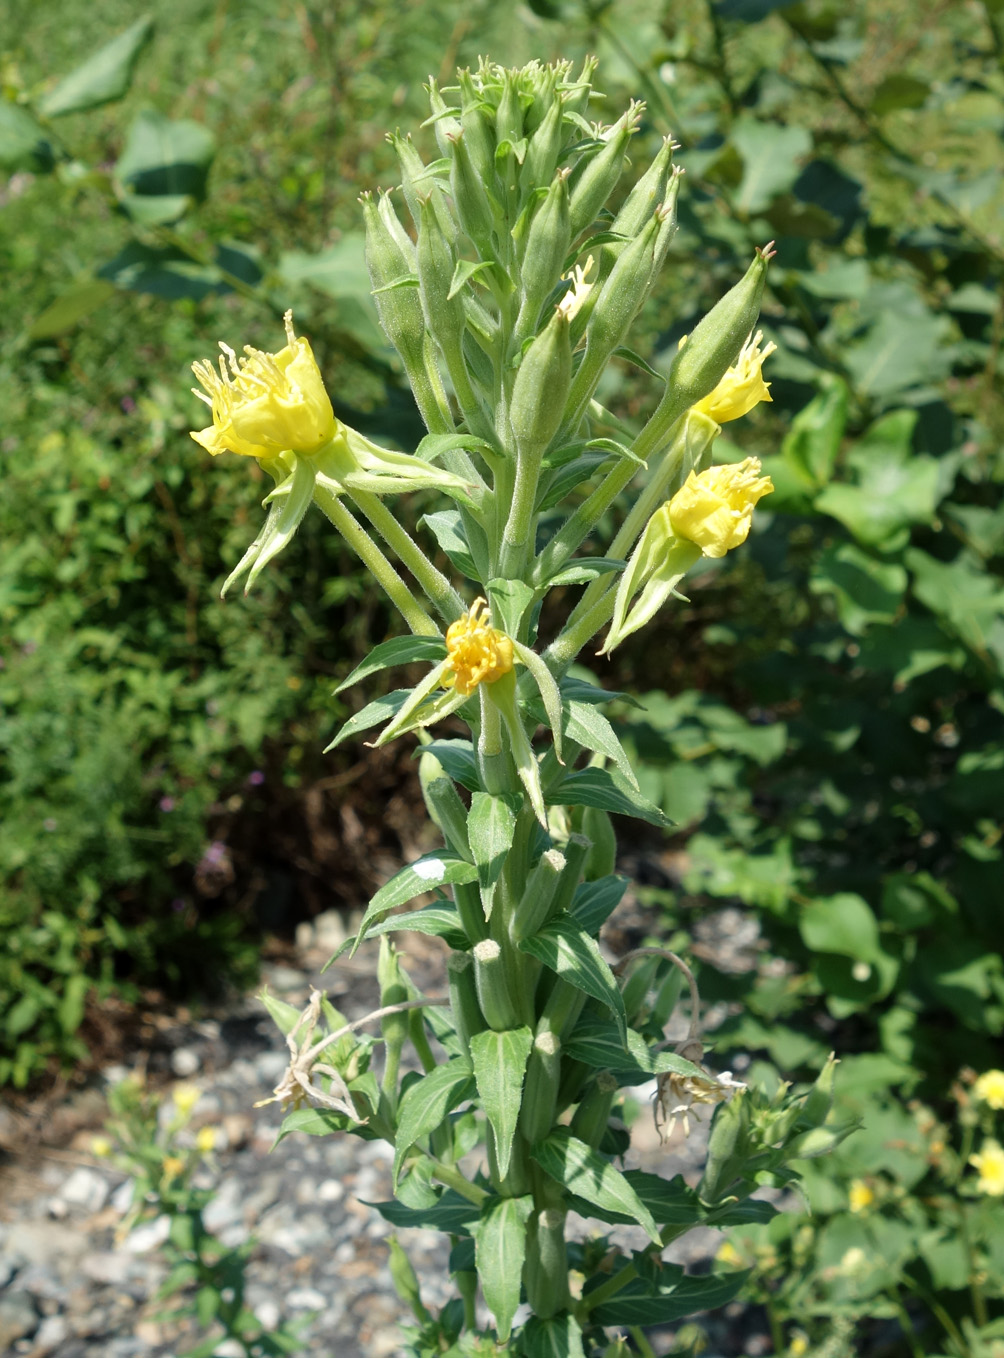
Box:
[283,309,296,346]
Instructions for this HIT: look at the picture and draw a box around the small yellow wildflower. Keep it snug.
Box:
[191,311,336,459]
[716,1240,744,1267]
[172,1084,200,1115]
[970,1139,1004,1196]
[444,598,514,697]
[196,1126,217,1153]
[848,1179,875,1213]
[667,457,774,559]
[90,1136,113,1158]
[789,1333,809,1358]
[556,255,596,322]
[162,1155,185,1180]
[974,1069,1004,1110]
[693,329,776,424]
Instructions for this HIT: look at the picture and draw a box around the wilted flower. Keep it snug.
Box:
[255,989,362,1120]
[191,311,336,459]
[556,255,596,322]
[692,329,776,424]
[970,1139,1004,1196]
[444,598,514,697]
[667,456,774,559]
[974,1069,1004,1110]
[655,1063,745,1141]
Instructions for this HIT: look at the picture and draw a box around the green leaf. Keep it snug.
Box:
[531,1129,660,1243]
[469,1026,533,1179]
[569,875,630,935]
[567,1169,697,1228]
[279,234,385,354]
[415,433,497,465]
[352,852,479,954]
[328,906,468,966]
[778,376,848,487]
[366,1190,479,1234]
[27,280,117,341]
[906,548,1004,662]
[487,577,535,638]
[810,542,908,635]
[842,309,954,399]
[335,636,445,693]
[562,1012,704,1081]
[468,792,521,903]
[815,424,941,548]
[521,1313,586,1358]
[870,74,929,115]
[420,510,481,582]
[98,242,220,300]
[512,639,564,762]
[548,766,670,828]
[0,103,53,172]
[543,557,626,588]
[393,1059,476,1186]
[419,739,481,792]
[325,689,412,750]
[114,109,215,224]
[275,1106,378,1144]
[448,258,494,300]
[798,893,883,963]
[518,919,627,1041]
[565,701,638,787]
[590,1269,748,1325]
[731,117,812,213]
[471,1195,533,1342]
[39,14,153,116]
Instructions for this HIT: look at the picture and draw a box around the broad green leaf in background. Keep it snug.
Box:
[27,280,117,341]
[590,1270,748,1325]
[279,233,385,353]
[393,1058,476,1186]
[470,1195,533,1342]
[548,766,670,827]
[38,14,153,117]
[0,103,53,172]
[114,109,215,225]
[842,308,954,400]
[731,116,813,213]
[810,542,908,634]
[469,1026,533,1179]
[906,548,1004,668]
[531,1129,660,1243]
[521,1314,586,1358]
[799,892,883,964]
[518,918,627,1040]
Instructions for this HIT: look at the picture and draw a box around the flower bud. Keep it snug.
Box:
[609,136,677,248]
[363,193,423,356]
[512,848,565,942]
[510,308,572,464]
[448,951,486,1052]
[419,749,472,860]
[549,832,591,916]
[457,68,497,183]
[388,1236,432,1323]
[582,807,617,881]
[449,129,497,256]
[537,977,587,1040]
[426,77,461,157]
[521,90,565,194]
[378,937,409,1049]
[699,1092,750,1203]
[693,329,776,424]
[519,1030,562,1144]
[563,55,598,119]
[473,939,521,1031]
[524,1207,569,1317]
[800,1053,839,1127]
[568,101,643,239]
[513,172,571,344]
[495,68,524,152]
[569,1069,619,1148]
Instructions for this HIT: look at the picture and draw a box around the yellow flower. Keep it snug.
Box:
[90,1136,113,1158]
[667,457,774,560]
[716,1240,744,1267]
[693,329,776,423]
[556,255,596,322]
[162,1155,185,1180]
[444,598,514,697]
[848,1179,875,1213]
[172,1084,200,1115]
[789,1333,809,1358]
[191,311,336,459]
[196,1126,217,1153]
[970,1139,1004,1196]
[974,1069,1004,1110]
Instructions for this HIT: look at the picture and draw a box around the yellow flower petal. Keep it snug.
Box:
[693,329,776,424]
[974,1069,1004,1111]
[667,457,774,559]
[970,1140,1004,1196]
[444,598,514,697]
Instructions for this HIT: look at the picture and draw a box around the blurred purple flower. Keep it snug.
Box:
[121,396,137,414]
[247,770,266,787]
[159,796,176,813]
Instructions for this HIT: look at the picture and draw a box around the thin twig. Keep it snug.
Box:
[612,946,701,1041]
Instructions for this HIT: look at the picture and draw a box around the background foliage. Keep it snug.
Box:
[2,0,1002,1352]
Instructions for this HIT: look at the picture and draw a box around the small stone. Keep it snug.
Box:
[34,1314,70,1351]
[121,1216,171,1254]
[110,1180,135,1215]
[222,1112,252,1149]
[212,1342,245,1358]
[317,1178,345,1204]
[265,965,306,992]
[255,1300,281,1331]
[46,1197,69,1220]
[81,1253,133,1285]
[286,1288,327,1311]
[0,1259,17,1289]
[295,921,316,951]
[171,1046,201,1077]
[255,1050,288,1083]
[0,1291,38,1349]
[314,910,347,952]
[60,1167,111,1213]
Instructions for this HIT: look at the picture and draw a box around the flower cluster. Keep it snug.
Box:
[444,597,514,696]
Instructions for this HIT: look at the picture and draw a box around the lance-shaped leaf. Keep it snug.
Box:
[562,1012,705,1081]
[469,1026,533,1179]
[569,875,630,935]
[365,1190,480,1234]
[393,1058,476,1186]
[512,640,564,764]
[336,636,446,693]
[419,739,481,791]
[602,527,702,656]
[470,1195,534,1342]
[222,455,315,596]
[421,510,482,582]
[350,852,478,956]
[325,906,467,968]
[543,557,626,588]
[590,1269,748,1326]
[371,659,467,745]
[39,14,153,117]
[486,674,547,826]
[315,431,475,503]
[521,1314,586,1358]
[518,917,626,1041]
[487,577,535,638]
[468,792,521,909]
[531,1129,659,1243]
[548,766,670,828]
[326,689,411,751]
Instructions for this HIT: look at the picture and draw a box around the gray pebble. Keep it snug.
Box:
[171,1046,202,1077]
[33,1313,71,1351]
[59,1168,111,1214]
[0,1291,38,1349]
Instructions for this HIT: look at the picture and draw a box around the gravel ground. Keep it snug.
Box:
[0,901,773,1358]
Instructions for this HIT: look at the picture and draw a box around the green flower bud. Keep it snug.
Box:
[426,77,461,157]
[510,308,572,463]
[786,1121,858,1159]
[448,950,486,1052]
[513,171,571,345]
[562,55,598,119]
[378,937,408,1045]
[458,68,497,184]
[568,101,643,239]
[521,89,565,194]
[699,1091,750,1203]
[524,1207,569,1317]
[473,938,521,1031]
[495,68,524,152]
[449,129,497,255]
[802,1053,839,1127]
[550,832,591,916]
[570,1069,619,1148]
[609,135,677,249]
[537,976,587,1040]
[582,807,617,881]
[419,749,472,860]
[519,1030,562,1144]
[388,1235,431,1323]
[512,848,565,942]
[388,132,447,238]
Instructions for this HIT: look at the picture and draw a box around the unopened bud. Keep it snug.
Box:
[582,807,617,881]
[419,750,472,860]
[569,1069,619,1148]
[473,939,521,1031]
[521,90,565,193]
[525,1206,569,1317]
[510,308,572,464]
[802,1053,839,1127]
[514,172,571,344]
[449,129,496,254]
[448,951,486,1052]
[568,101,643,239]
[609,136,677,247]
[457,69,497,183]
[426,77,461,157]
[520,1030,562,1144]
[512,849,566,943]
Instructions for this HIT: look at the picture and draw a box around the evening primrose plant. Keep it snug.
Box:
[190,58,845,1357]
